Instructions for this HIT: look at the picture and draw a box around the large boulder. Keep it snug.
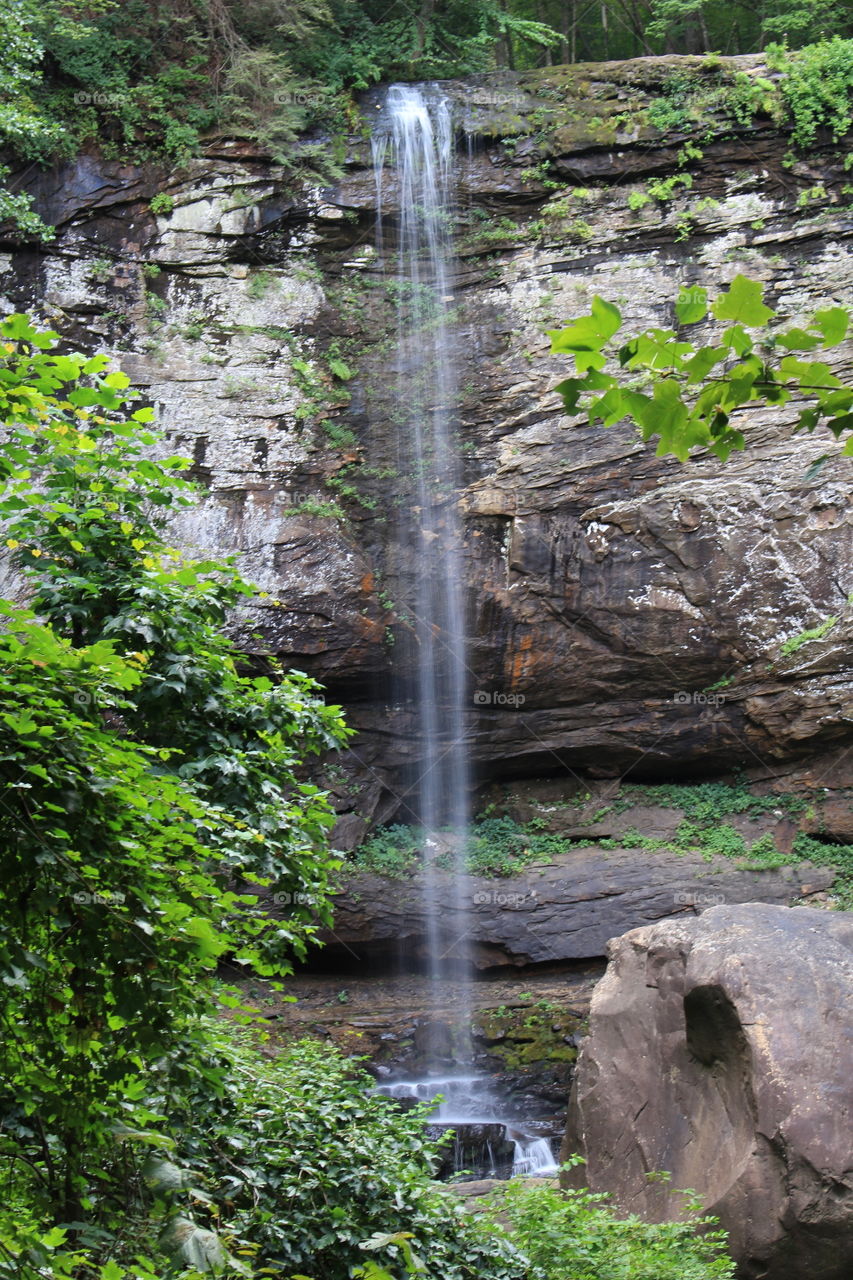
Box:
[562,904,853,1279]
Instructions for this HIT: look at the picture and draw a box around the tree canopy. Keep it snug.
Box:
[1,1,852,237]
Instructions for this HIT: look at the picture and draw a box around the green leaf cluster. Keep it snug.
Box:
[151,1027,527,1280]
[550,276,853,461]
[771,37,853,146]
[352,814,575,878]
[485,1165,735,1280]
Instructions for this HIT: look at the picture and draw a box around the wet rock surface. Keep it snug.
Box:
[562,903,853,1280]
[237,965,600,1148]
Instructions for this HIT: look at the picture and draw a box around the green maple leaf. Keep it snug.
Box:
[675,286,708,325]
[711,275,775,327]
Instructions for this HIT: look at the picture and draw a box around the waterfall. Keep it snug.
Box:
[370,86,561,1183]
[375,1077,560,1179]
[372,86,471,991]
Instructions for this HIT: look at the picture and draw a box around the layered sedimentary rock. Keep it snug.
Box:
[2,55,851,828]
[312,851,832,967]
[561,903,853,1280]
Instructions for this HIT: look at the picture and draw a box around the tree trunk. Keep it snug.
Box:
[414,0,435,62]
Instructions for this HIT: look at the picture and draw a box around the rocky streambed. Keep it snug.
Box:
[237,964,601,1179]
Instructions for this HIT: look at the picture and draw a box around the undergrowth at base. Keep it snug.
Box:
[486,1163,736,1280]
[350,814,565,878]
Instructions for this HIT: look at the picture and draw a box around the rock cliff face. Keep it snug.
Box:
[561,904,853,1280]
[3,55,852,833]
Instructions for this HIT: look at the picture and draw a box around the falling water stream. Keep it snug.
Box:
[372,85,472,992]
[370,86,558,1180]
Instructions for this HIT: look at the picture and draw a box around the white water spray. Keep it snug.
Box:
[372,86,471,990]
[376,1076,560,1178]
[371,87,559,1179]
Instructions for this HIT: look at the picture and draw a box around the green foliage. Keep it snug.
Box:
[353,815,572,877]
[628,188,652,211]
[735,832,853,907]
[149,191,175,215]
[0,313,351,1268]
[619,780,807,822]
[354,823,426,874]
[780,613,840,653]
[0,0,851,205]
[550,276,853,461]
[634,43,853,148]
[153,1026,526,1280]
[0,1021,527,1278]
[353,782,826,880]
[0,0,561,188]
[773,38,853,146]
[488,1165,735,1280]
[790,834,853,905]
[287,497,347,518]
[642,62,780,139]
[569,781,853,902]
[463,815,568,874]
[0,0,63,236]
[0,166,54,239]
[646,172,693,202]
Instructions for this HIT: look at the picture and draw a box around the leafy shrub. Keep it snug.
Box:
[0,171,54,239]
[149,191,174,214]
[773,37,853,146]
[646,172,693,203]
[354,823,425,874]
[619,781,806,823]
[675,821,748,860]
[463,815,568,875]
[352,815,573,878]
[740,832,853,907]
[628,188,652,211]
[0,313,350,1264]
[488,1167,735,1280]
[158,1026,527,1280]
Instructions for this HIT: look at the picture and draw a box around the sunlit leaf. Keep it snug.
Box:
[675,286,708,325]
[812,306,849,346]
[711,274,775,326]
